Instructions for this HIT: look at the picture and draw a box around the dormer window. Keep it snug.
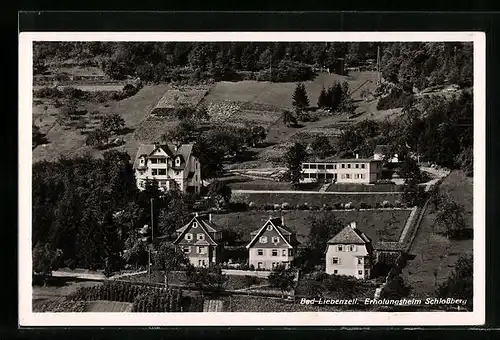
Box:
[193,222,198,228]
[259,236,268,244]
[267,225,273,231]
[139,157,145,166]
[272,237,279,244]
[175,157,181,166]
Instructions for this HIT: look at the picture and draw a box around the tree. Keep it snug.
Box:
[33,243,63,284]
[402,179,426,207]
[284,142,307,188]
[283,110,298,127]
[193,137,224,180]
[317,86,329,108]
[158,190,192,236]
[85,128,110,148]
[101,113,125,134]
[292,83,310,111]
[398,158,422,183]
[162,119,198,146]
[102,211,123,277]
[311,135,335,159]
[380,274,412,299]
[268,265,296,298]
[207,180,232,210]
[437,254,473,310]
[154,242,189,287]
[455,147,473,177]
[248,126,267,147]
[33,124,48,148]
[185,265,227,296]
[435,196,467,239]
[304,213,343,270]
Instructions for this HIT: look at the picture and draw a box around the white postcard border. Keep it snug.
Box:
[19,31,486,326]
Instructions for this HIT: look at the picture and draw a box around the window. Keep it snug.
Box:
[150,158,158,164]
[309,164,317,169]
[354,174,360,179]
[272,237,279,244]
[282,249,286,256]
[365,270,369,276]
[140,158,145,165]
[341,164,345,169]
[361,164,366,169]
[197,233,205,241]
[158,158,166,164]
[193,222,198,229]
[358,258,363,265]
[326,173,334,179]
[257,249,264,256]
[333,270,338,274]
[311,173,317,178]
[326,164,334,169]
[318,164,325,170]
[338,245,343,251]
[183,246,190,253]
[288,249,293,256]
[267,225,273,231]
[259,236,268,244]
[347,164,351,169]
[360,174,365,179]
[272,249,278,256]
[332,257,340,264]
[175,171,180,176]
[158,169,166,176]
[197,246,206,254]
[302,164,310,169]
[185,233,193,241]
[345,174,350,179]
[175,157,181,166]
[355,164,359,169]
[358,270,363,275]
[152,169,158,176]
[348,245,356,252]
[195,175,197,181]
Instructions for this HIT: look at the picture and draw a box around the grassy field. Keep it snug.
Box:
[32,84,170,163]
[403,171,473,297]
[231,191,403,207]
[212,209,410,244]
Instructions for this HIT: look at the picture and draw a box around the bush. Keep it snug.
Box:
[248,202,256,210]
[281,202,290,210]
[359,202,370,209]
[376,88,414,110]
[334,202,343,209]
[344,202,352,209]
[273,204,281,211]
[394,200,402,207]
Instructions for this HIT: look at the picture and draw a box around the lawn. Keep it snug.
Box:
[231,191,403,208]
[326,183,405,193]
[403,171,473,297]
[212,209,411,244]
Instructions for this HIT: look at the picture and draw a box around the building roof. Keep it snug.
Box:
[246,216,296,249]
[133,143,195,170]
[374,241,403,252]
[173,214,219,246]
[327,224,372,245]
[374,144,391,154]
[304,157,380,163]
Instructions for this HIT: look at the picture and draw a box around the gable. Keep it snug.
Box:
[174,217,217,246]
[327,226,371,245]
[246,220,292,249]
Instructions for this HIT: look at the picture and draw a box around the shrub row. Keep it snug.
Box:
[68,281,152,303]
[132,289,183,312]
[33,83,141,103]
[240,200,406,212]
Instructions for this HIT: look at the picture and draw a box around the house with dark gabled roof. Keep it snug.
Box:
[173,213,223,267]
[373,144,399,163]
[246,216,299,270]
[133,142,201,194]
[325,222,374,279]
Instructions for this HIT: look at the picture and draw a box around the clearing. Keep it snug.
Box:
[212,209,411,244]
[403,171,474,297]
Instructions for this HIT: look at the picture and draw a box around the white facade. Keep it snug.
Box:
[134,143,201,194]
[300,158,382,184]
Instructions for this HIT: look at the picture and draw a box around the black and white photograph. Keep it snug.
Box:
[19,32,485,326]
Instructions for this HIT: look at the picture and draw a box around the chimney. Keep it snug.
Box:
[281,216,285,226]
[195,212,199,217]
[350,221,357,229]
[209,213,212,223]
[355,153,359,159]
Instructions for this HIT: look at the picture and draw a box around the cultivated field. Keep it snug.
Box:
[84,300,134,312]
[403,171,474,297]
[211,209,411,244]
[152,84,211,113]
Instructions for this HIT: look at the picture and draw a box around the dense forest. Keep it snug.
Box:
[34,41,473,88]
[32,150,195,273]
